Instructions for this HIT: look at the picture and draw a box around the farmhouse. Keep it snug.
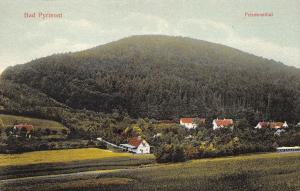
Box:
[254,121,288,129]
[13,124,34,138]
[180,118,205,129]
[212,119,234,130]
[120,137,150,154]
[180,118,197,129]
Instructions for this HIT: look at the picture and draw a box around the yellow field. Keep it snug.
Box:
[0,114,67,131]
[0,148,153,166]
[1,151,299,191]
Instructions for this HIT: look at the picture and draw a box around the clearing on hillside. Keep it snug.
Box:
[0,114,68,132]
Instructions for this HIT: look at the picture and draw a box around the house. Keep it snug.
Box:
[270,121,288,129]
[180,118,205,129]
[254,122,269,129]
[120,136,150,154]
[212,119,234,130]
[180,118,196,129]
[13,124,34,138]
[277,146,300,153]
[254,121,288,129]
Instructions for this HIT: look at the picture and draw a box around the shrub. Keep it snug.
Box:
[155,144,186,163]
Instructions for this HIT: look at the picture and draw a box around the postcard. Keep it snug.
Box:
[0,1,299,191]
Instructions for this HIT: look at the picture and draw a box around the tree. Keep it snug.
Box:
[155,144,186,163]
[184,144,198,159]
[172,145,186,162]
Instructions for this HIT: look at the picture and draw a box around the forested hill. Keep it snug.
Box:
[1,35,300,123]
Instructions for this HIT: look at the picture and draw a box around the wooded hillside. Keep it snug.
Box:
[1,35,299,123]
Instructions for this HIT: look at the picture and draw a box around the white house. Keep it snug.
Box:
[180,118,197,129]
[255,121,288,129]
[277,146,300,153]
[120,137,150,154]
[13,124,34,138]
[212,119,234,130]
[255,122,269,129]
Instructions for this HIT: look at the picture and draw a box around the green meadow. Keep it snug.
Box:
[0,151,299,191]
[92,152,300,191]
[0,114,67,131]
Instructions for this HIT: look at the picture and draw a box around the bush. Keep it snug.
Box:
[86,139,96,147]
[155,144,186,163]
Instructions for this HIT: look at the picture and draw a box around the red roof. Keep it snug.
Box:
[258,122,269,128]
[215,119,233,127]
[258,122,284,129]
[14,124,33,132]
[270,122,284,129]
[128,137,143,147]
[180,118,193,123]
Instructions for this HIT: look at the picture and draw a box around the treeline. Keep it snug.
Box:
[1,35,299,124]
[152,121,300,163]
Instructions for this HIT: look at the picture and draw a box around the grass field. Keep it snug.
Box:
[0,148,155,180]
[0,148,154,166]
[92,152,300,191]
[0,152,299,191]
[0,114,67,132]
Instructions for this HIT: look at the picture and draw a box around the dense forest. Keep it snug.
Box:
[1,35,299,124]
[0,35,300,159]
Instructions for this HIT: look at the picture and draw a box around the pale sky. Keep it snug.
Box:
[0,0,300,73]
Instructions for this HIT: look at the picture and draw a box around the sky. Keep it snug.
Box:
[0,0,299,73]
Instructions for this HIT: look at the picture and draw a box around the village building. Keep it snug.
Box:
[180,118,205,129]
[180,118,196,129]
[13,124,34,138]
[120,137,150,154]
[212,119,234,130]
[254,121,288,129]
[277,146,300,153]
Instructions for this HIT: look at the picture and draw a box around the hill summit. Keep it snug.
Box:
[1,35,300,122]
